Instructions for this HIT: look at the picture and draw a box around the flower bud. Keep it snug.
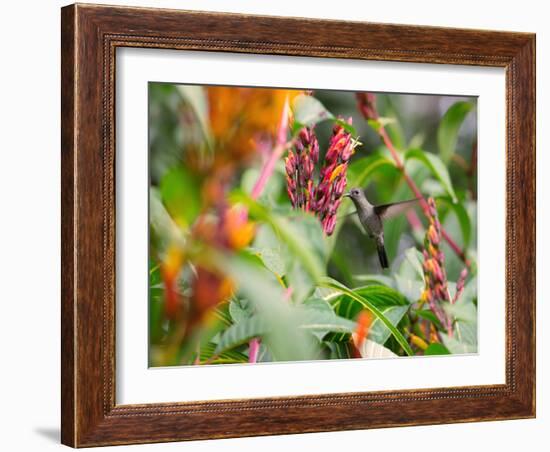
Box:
[420,197,452,333]
[285,126,319,211]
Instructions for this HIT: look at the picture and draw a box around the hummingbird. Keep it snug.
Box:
[344,187,420,269]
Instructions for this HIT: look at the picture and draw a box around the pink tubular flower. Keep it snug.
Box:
[452,268,468,304]
[314,118,357,235]
[285,126,319,211]
[285,119,356,236]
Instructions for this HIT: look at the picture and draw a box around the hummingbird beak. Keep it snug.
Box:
[343,192,351,198]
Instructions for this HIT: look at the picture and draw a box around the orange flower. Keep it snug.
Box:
[222,206,256,250]
[353,310,374,350]
[191,266,234,318]
[208,87,300,163]
[161,245,184,319]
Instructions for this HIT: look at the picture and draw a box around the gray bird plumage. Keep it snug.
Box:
[344,187,419,269]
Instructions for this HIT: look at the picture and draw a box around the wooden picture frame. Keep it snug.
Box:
[61,3,536,447]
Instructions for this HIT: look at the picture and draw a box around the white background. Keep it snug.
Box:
[0,0,546,451]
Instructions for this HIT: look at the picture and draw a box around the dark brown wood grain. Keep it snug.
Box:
[61,3,536,447]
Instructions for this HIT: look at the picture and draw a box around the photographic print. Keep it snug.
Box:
[148,83,478,367]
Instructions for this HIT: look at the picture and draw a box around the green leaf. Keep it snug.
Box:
[367,117,397,132]
[437,101,474,164]
[331,285,409,346]
[303,297,333,312]
[352,274,395,288]
[219,253,322,361]
[231,191,326,283]
[250,206,327,303]
[405,148,457,202]
[160,166,202,228]
[455,321,477,346]
[438,196,472,247]
[441,334,476,354]
[298,298,357,333]
[149,187,184,248]
[424,343,451,355]
[292,94,334,127]
[421,179,447,198]
[215,300,356,357]
[284,212,328,303]
[215,316,270,355]
[369,306,409,345]
[347,153,396,189]
[404,247,424,280]
[394,274,424,303]
[460,277,477,305]
[319,278,414,356]
[444,300,477,323]
[199,342,248,364]
[325,342,353,359]
[415,309,444,330]
[314,285,342,302]
[445,278,477,348]
[394,247,424,302]
[229,298,254,324]
[355,285,409,306]
[241,166,283,206]
[249,246,286,277]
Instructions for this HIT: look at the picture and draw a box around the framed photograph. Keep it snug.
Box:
[61,3,536,447]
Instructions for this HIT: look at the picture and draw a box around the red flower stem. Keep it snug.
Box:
[250,141,287,200]
[378,126,470,267]
[251,99,290,200]
[248,338,261,363]
[248,100,292,364]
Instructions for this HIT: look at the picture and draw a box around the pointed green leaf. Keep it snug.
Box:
[325,342,353,359]
[298,299,357,333]
[199,342,248,364]
[369,306,409,345]
[292,94,334,127]
[347,153,396,189]
[330,285,409,346]
[437,101,474,164]
[319,278,414,356]
[405,148,457,202]
[160,166,202,228]
[214,316,270,356]
[439,196,472,247]
[441,334,476,354]
[229,298,254,324]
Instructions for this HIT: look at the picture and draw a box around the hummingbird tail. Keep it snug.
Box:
[376,243,389,269]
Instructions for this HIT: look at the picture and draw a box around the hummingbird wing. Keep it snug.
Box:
[337,210,357,221]
[374,198,420,220]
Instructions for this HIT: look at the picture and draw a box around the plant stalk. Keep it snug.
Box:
[378,126,470,267]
